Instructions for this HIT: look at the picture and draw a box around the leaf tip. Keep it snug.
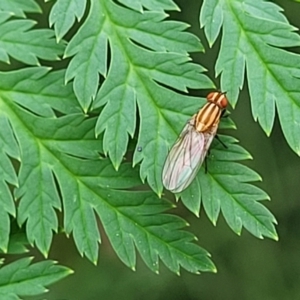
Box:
[266,130,272,137]
[194,210,200,218]
[131,266,136,272]
[229,100,236,109]
[42,250,49,258]
[69,269,75,275]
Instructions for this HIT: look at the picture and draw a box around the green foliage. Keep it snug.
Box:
[1,0,299,295]
[0,13,64,65]
[0,257,72,299]
[0,1,40,17]
[50,0,86,42]
[5,232,29,255]
[117,0,180,12]
[0,67,215,274]
[200,0,300,154]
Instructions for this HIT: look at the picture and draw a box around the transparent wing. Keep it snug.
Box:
[162,122,216,193]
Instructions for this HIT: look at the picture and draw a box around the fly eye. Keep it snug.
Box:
[206,92,217,102]
[219,95,228,108]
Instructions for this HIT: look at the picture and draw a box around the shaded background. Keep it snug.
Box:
[19,0,300,299]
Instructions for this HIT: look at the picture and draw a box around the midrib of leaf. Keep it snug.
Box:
[135,78,162,189]
[96,195,206,268]
[103,7,171,189]
[5,105,58,253]
[1,268,61,288]
[104,81,128,161]
[208,171,273,236]
[115,213,133,264]
[227,1,300,112]
[80,32,99,99]
[76,185,95,257]
[105,2,181,50]
[9,108,97,258]
[37,147,98,260]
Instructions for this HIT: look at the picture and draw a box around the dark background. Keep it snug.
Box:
[22,0,300,299]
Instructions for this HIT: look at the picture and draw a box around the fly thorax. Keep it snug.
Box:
[195,103,221,132]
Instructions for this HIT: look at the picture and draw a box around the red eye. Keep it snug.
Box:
[218,94,228,108]
[206,92,217,102]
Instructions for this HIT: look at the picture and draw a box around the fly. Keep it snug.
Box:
[162,92,228,193]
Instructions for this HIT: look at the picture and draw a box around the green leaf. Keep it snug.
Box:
[0,17,64,65]
[118,0,180,12]
[0,114,18,252]
[95,191,215,274]
[0,68,81,117]
[0,222,29,254]
[200,0,300,155]
[180,135,278,240]
[0,0,41,17]
[49,0,87,41]
[0,68,94,257]
[62,0,214,192]
[5,233,29,254]
[0,68,215,273]
[0,257,72,299]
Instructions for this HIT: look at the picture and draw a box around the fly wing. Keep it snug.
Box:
[162,122,217,193]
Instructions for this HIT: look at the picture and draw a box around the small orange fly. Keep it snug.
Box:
[162,92,228,193]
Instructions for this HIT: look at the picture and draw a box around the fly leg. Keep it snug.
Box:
[221,109,230,118]
[215,135,227,149]
[204,152,210,174]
